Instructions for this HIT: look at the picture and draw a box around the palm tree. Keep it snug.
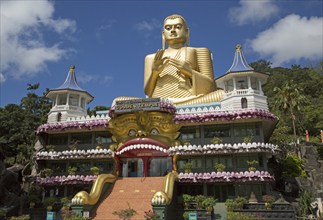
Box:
[273,80,305,149]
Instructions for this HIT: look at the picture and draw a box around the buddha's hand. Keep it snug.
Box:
[152,50,169,76]
[167,58,193,78]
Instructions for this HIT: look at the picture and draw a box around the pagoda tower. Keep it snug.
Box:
[46,65,93,123]
[216,44,269,110]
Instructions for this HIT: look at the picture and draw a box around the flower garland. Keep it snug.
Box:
[35,148,113,160]
[36,119,108,134]
[35,175,98,185]
[174,109,277,124]
[178,171,274,183]
[168,142,279,155]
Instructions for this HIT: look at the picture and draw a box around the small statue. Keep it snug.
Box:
[144,14,223,105]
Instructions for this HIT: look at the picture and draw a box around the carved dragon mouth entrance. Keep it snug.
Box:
[108,110,182,177]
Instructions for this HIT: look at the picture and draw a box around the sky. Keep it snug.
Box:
[1,0,322,109]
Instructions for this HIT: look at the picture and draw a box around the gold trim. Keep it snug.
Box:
[72,174,116,205]
[152,171,178,205]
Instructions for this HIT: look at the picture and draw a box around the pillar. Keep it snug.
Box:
[153,205,168,220]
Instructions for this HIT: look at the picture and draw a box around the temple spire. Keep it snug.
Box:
[226,44,254,73]
[55,64,85,92]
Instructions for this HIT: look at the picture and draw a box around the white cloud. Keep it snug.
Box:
[95,19,117,42]
[0,0,76,80]
[134,19,161,31]
[250,14,323,66]
[0,73,6,83]
[229,0,279,25]
[77,73,113,84]
[134,19,161,39]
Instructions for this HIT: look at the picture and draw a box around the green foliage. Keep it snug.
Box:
[144,210,159,220]
[211,137,222,144]
[182,194,194,203]
[214,163,225,172]
[201,197,217,208]
[262,62,323,146]
[44,197,56,207]
[61,197,70,206]
[8,215,30,220]
[243,135,252,144]
[225,197,247,211]
[246,160,258,166]
[0,208,5,217]
[183,162,192,173]
[299,191,314,217]
[282,154,307,177]
[194,195,206,208]
[317,147,323,160]
[112,204,137,220]
[0,84,51,163]
[41,168,53,177]
[68,166,78,175]
[90,166,101,175]
[226,211,257,220]
[183,212,189,220]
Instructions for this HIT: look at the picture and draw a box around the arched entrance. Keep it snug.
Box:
[116,146,171,177]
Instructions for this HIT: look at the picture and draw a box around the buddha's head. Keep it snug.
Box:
[162,14,189,49]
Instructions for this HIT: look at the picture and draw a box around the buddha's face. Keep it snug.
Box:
[163,17,187,45]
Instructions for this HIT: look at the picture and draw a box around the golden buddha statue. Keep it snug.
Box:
[144,14,223,105]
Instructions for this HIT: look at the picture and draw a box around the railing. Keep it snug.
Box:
[224,89,263,98]
[67,114,110,122]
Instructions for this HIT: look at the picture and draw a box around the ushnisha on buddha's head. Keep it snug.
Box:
[162,14,189,49]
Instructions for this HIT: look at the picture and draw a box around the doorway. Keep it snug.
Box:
[121,158,143,177]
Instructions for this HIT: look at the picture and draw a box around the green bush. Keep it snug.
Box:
[226,211,257,220]
[225,197,247,211]
[317,146,323,160]
[183,212,189,220]
[282,154,307,177]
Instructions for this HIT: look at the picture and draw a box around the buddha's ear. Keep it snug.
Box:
[162,32,166,50]
[186,28,190,47]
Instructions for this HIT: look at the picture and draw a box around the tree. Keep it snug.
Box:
[273,80,306,147]
[0,84,51,164]
[249,59,272,73]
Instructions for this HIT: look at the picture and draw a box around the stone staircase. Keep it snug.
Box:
[93,177,164,220]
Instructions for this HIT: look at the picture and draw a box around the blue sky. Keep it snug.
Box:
[1,0,322,109]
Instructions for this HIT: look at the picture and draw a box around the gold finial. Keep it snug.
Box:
[236,44,242,51]
[70,64,75,70]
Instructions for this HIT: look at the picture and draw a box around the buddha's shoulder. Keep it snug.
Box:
[187,47,211,53]
[145,53,156,61]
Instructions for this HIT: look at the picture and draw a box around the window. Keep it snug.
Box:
[225,79,233,92]
[206,156,233,170]
[237,78,247,89]
[57,113,62,122]
[204,125,230,138]
[241,98,248,109]
[57,94,67,105]
[50,162,66,173]
[49,134,68,145]
[149,158,172,177]
[71,132,92,145]
[251,77,258,90]
[233,124,260,137]
[69,94,79,106]
[95,132,112,147]
[81,98,85,109]
[180,126,200,140]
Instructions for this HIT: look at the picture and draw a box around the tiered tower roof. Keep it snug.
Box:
[226,44,254,73]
